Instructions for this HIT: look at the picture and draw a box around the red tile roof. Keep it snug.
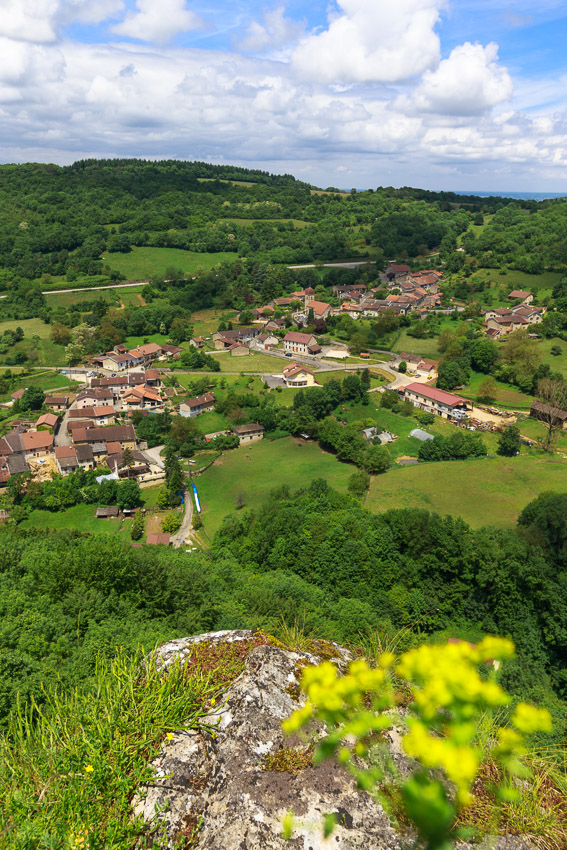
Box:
[404,382,467,408]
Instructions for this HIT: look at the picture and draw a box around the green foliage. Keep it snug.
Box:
[497,425,521,457]
[161,512,183,534]
[130,510,144,540]
[347,469,371,498]
[284,640,552,850]
[0,646,250,847]
[418,431,487,462]
[18,386,45,412]
[398,360,407,373]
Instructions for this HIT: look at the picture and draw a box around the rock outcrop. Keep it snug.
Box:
[133,630,533,850]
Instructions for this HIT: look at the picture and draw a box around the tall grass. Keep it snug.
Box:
[0,652,220,849]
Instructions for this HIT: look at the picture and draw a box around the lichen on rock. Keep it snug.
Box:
[133,630,534,850]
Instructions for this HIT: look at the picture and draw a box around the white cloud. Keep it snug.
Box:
[0,25,564,191]
[237,6,305,54]
[111,0,202,44]
[0,0,124,43]
[400,42,513,115]
[291,0,444,84]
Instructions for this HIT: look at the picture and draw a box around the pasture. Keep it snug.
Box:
[101,247,238,279]
[365,455,567,528]
[194,436,352,538]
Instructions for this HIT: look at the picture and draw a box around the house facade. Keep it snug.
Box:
[403,383,470,419]
[179,392,215,418]
[232,423,264,444]
[283,331,317,355]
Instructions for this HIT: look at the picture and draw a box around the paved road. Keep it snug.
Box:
[55,407,72,447]
[43,281,149,295]
[171,487,194,549]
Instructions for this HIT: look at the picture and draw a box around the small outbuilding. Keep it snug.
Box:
[410,428,434,442]
[96,506,120,518]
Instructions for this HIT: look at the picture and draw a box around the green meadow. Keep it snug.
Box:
[194,437,352,538]
[101,247,238,279]
[365,454,567,528]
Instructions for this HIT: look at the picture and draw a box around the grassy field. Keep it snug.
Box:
[0,370,79,402]
[45,287,146,310]
[391,320,456,358]
[194,437,352,537]
[20,504,134,536]
[191,308,239,337]
[0,318,52,339]
[470,267,563,291]
[517,417,567,452]
[365,455,567,528]
[0,338,67,367]
[210,351,297,373]
[538,337,567,379]
[101,247,238,279]
[459,371,534,410]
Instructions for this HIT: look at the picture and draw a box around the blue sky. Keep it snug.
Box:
[1,0,566,191]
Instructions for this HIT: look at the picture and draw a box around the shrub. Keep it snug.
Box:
[161,512,183,534]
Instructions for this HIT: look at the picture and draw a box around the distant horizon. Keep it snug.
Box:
[2,156,566,202]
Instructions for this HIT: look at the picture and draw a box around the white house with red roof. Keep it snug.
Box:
[283,331,319,355]
[403,382,471,419]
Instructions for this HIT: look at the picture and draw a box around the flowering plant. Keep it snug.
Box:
[283,637,551,849]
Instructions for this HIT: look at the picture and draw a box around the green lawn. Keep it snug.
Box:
[470,268,563,292]
[538,337,567,379]
[365,454,567,528]
[459,371,534,410]
[191,409,231,434]
[0,370,80,402]
[194,437,353,537]
[101,247,238,279]
[0,318,52,339]
[191,308,240,338]
[210,351,295,373]
[20,504,134,536]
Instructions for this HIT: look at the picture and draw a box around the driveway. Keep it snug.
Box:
[171,487,193,548]
[143,444,165,469]
[55,407,72,446]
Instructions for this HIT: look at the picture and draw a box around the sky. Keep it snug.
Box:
[0,0,566,191]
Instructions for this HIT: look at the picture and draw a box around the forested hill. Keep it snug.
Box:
[1,485,566,747]
[1,158,566,286]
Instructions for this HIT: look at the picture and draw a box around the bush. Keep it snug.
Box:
[131,511,144,540]
[161,513,183,534]
[347,469,371,498]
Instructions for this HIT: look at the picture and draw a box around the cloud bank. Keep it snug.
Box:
[0,0,565,190]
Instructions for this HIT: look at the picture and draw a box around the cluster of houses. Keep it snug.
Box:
[483,291,544,338]
[90,342,182,372]
[0,371,168,488]
[236,271,445,346]
[178,389,265,444]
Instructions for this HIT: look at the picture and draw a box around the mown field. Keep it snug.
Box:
[45,286,146,310]
[365,455,567,528]
[538,337,567,379]
[194,437,352,538]
[470,267,563,291]
[0,318,52,339]
[101,247,238,279]
[20,504,135,536]
[458,371,534,410]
